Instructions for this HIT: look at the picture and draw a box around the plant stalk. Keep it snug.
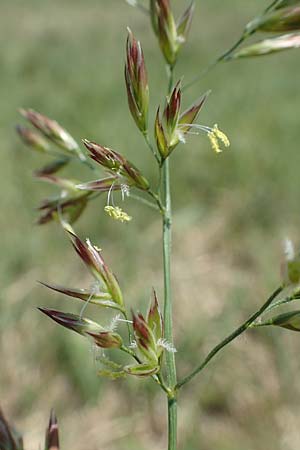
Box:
[168,396,177,450]
[162,158,176,388]
[161,64,178,450]
[162,157,177,450]
[177,286,283,389]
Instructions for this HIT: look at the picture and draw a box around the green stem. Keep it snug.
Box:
[176,286,283,389]
[168,396,177,450]
[183,34,247,91]
[162,157,177,450]
[183,0,279,91]
[162,158,176,388]
[130,193,159,211]
[264,292,300,313]
[157,372,173,396]
[148,189,165,214]
[162,64,177,450]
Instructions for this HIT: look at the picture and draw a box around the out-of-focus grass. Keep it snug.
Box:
[2,0,300,449]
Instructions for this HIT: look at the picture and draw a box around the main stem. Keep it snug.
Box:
[162,157,177,450]
[162,156,177,450]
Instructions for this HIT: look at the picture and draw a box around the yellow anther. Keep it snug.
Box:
[104,206,132,223]
[207,124,230,153]
[212,124,230,148]
[208,131,222,153]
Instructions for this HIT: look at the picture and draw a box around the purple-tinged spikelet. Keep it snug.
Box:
[125,29,149,133]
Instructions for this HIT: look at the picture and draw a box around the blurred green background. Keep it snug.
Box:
[2,0,300,449]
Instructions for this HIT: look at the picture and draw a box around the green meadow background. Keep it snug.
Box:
[2,1,300,449]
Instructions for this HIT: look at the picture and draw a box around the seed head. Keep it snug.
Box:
[39,308,123,349]
[132,311,158,363]
[76,176,122,192]
[34,158,69,176]
[82,140,150,191]
[69,232,124,307]
[39,281,120,310]
[155,85,211,159]
[16,124,50,153]
[125,29,149,133]
[258,310,300,333]
[19,109,80,155]
[150,0,195,66]
[37,193,90,225]
[38,308,103,335]
[146,289,163,342]
[178,92,210,134]
[176,1,195,45]
[126,292,165,377]
[124,362,160,377]
[87,330,123,348]
[230,33,300,59]
[246,5,300,34]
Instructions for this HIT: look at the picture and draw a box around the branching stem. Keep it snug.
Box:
[130,193,159,211]
[176,286,283,389]
[183,33,248,91]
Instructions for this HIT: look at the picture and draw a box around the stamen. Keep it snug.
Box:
[107,181,115,207]
[212,124,230,148]
[104,206,132,222]
[208,131,221,153]
[177,122,230,153]
[178,123,213,133]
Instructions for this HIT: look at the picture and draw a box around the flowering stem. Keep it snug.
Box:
[130,193,159,211]
[183,33,248,91]
[162,158,176,388]
[183,0,279,92]
[162,156,177,450]
[162,64,178,450]
[176,286,283,389]
[264,291,300,313]
[148,189,165,214]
